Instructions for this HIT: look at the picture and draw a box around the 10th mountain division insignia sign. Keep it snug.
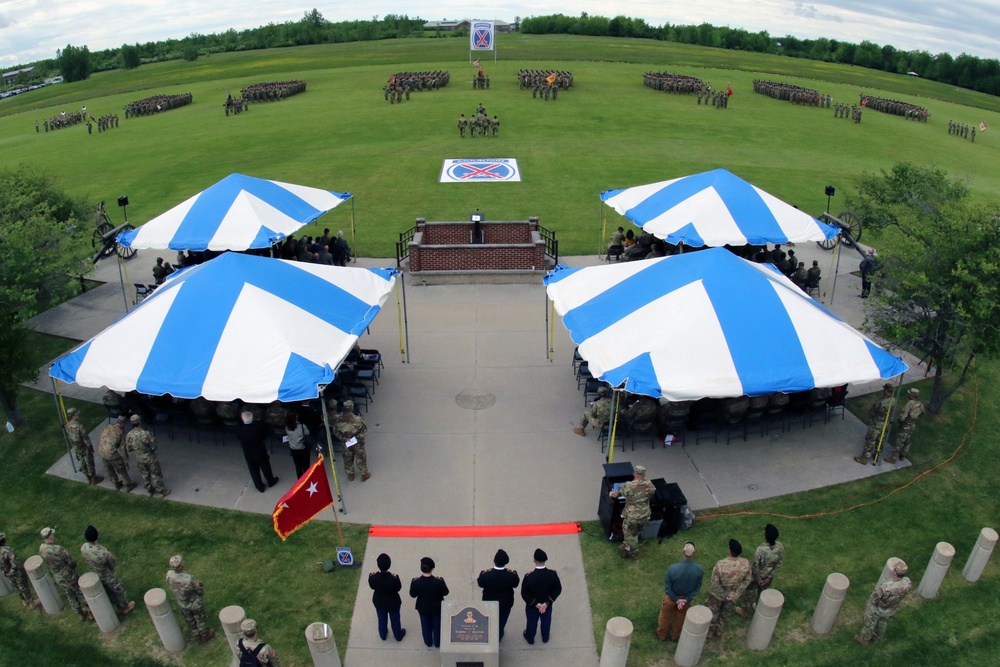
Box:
[440,158,521,183]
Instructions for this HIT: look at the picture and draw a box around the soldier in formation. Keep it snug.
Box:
[644,72,705,94]
[855,383,894,464]
[39,527,92,621]
[518,69,573,90]
[856,560,910,645]
[458,113,468,137]
[885,388,924,463]
[125,414,170,498]
[124,93,193,118]
[42,111,84,132]
[65,407,104,486]
[333,400,370,481]
[0,532,40,608]
[573,385,612,437]
[753,80,821,105]
[736,524,783,616]
[166,554,216,643]
[80,525,135,616]
[240,80,306,102]
[96,114,119,131]
[859,94,928,120]
[948,120,973,139]
[705,539,751,639]
[609,464,656,559]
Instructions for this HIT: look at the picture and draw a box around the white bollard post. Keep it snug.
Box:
[145,588,186,652]
[599,616,633,667]
[79,572,120,633]
[305,622,342,667]
[219,605,246,667]
[878,557,905,586]
[962,527,998,583]
[917,542,956,599]
[746,589,784,651]
[674,605,712,667]
[24,555,63,615]
[810,573,850,635]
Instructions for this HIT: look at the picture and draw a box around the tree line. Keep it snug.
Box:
[520,13,1000,97]
[8,9,999,99]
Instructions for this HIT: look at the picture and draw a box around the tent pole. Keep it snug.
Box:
[399,273,410,363]
[598,199,605,259]
[116,251,130,313]
[830,236,844,305]
[51,376,77,473]
[607,389,622,464]
[544,291,550,361]
[321,396,347,516]
[350,198,357,264]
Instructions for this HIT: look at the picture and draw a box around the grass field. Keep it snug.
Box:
[1,34,998,258]
[2,34,1000,666]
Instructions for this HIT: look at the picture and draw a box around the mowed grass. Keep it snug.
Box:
[3,35,1000,666]
[1,34,998,257]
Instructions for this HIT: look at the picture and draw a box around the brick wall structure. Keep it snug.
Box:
[408,220,547,275]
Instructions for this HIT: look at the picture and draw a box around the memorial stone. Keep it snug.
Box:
[440,600,499,667]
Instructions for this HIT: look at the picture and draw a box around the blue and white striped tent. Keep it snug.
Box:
[600,168,838,247]
[50,253,396,403]
[544,248,906,400]
[117,173,351,251]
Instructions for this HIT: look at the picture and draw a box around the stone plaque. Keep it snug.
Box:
[450,606,489,644]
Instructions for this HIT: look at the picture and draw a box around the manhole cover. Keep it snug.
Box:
[456,390,496,410]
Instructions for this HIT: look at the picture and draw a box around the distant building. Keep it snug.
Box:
[423,19,511,33]
[2,66,35,84]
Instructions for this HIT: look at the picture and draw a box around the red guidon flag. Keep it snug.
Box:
[272,455,334,541]
[980,121,988,132]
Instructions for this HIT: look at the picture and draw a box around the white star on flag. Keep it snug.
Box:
[306,482,319,496]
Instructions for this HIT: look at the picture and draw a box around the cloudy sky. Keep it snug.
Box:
[1,1,997,70]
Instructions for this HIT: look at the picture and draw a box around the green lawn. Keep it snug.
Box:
[2,35,1000,666]
[1,35,998,258]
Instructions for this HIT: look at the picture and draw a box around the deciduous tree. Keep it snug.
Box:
[0,168,92,426]
[850,163,1000,413]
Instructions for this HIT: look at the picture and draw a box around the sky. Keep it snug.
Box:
[1,1,997,70]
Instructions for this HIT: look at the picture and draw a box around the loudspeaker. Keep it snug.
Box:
[824,185,835,197]
[117,195,129,207]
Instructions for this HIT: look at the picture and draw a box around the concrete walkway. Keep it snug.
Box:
[29,242,926,666]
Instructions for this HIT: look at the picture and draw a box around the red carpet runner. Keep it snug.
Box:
[370,523,582,538]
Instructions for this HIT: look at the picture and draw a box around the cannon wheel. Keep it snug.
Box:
[116,224,137,259]
[817,233,838,251]
[92,221,116,260]
[838,210,862,248]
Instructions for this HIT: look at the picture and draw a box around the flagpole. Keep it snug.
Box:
[321,397,347,518]
[350,197,357,263]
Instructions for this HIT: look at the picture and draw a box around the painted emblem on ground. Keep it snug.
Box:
[440,158,521,183]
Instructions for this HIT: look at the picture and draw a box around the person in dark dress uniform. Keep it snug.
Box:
[521,548,562,644]
[477,549,520,640]
[235,411,278,493]
[409,556,449,648]
[369,553,406,641]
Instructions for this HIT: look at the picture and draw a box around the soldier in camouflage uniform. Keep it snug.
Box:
[856,560,911,645]
[705,539,751,639]
[573,386,612,436]
[266,401,287,432]
[99,416,137,492]
[0,532,40,608]
[166,555,216,643]
[885,388,924,463]
[80,525,135,615]
[609,465,656,559]
[736,524,783,615]
[855,383,895,464]
[125,415,170,498]
[334,400,369,481]
[39,527,92,621]
[237,618,280,665]
[215,399,240,423]
[65,407,103,486]
[622,395,658,433]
